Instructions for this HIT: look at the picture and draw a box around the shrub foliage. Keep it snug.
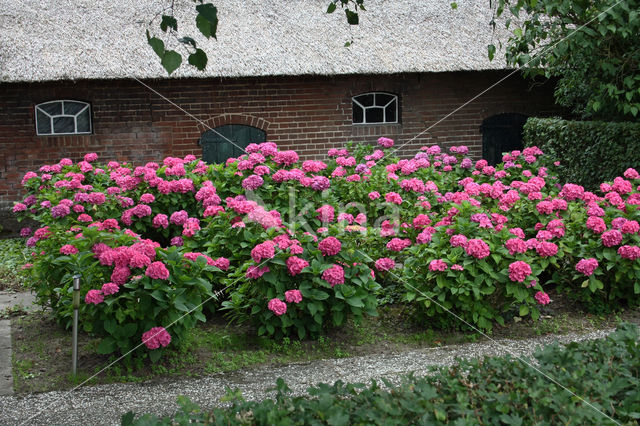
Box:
[13,137,640,360]
[523,117,640,190]
[123,323,640,425]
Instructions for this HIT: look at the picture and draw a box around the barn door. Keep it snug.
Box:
[200,125,266,164]
[481,113,528,166]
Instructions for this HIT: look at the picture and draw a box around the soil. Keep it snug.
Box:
[10,290,640,395]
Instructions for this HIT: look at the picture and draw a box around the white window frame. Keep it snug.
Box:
[35,100,92,135]
[352,92,399,125]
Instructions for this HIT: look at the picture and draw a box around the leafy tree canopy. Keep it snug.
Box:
[493,0,640,120]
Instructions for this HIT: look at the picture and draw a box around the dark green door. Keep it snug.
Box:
[481,113,528,166]
[200,125,266,164]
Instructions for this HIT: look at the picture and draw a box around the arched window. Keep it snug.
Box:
[352,92,398,124]
[35,100,91,135]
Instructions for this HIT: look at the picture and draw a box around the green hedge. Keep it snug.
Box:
[124,323,640,425]
[523,117,640,190]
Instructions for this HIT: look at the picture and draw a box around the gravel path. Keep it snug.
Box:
[0,328,613,426]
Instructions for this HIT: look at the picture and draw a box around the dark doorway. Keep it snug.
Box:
[481,113,528,165]
[200,125,266,164]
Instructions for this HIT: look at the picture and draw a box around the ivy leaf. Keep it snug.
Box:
[345,9,359,25]
[146,31,165,59]
[450,2,458,9]
[488,44,496,61]
[161,50,182,74]
[196,3,218,39]
[160,15,178,32]
[327,3,337,13]
[188,48,208,71]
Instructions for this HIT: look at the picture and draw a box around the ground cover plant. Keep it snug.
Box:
[13,137,640,361]
[0,238,30,292]
[124,322,640,425]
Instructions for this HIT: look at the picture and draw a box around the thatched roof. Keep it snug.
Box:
[0,0,511,82]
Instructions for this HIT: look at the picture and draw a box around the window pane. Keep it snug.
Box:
[365,107,384,123]
[64,101,87,115]
[353,104,364,123]
[39,101,62,115]
[375,93,393,106]
[36,110,51,134]
[53,117,75,134]
[76,109,91,132]
[385,102,397,122]
[354,94,374,107]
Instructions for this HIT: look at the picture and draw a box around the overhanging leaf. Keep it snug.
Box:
[160,15,178,32]
[196,3,218,39]
[161,50,182,74]
[345,9,359,25]
[146,31,165,59]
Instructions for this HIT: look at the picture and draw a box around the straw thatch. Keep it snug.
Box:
[0,0,511,82]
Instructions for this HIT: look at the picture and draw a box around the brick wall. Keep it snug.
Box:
[0,71,559,231]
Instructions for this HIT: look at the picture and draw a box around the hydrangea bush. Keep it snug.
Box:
[14,136,640,359]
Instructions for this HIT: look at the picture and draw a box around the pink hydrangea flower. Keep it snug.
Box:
[101,282,119,296]
[449,234,468,248]
[153,214,169,229]
[377,137,394,148]
[322,264,345,287]
[318,237,341,256]
[311,176,331,191]
[504,238,527,256]
[429,259,448,272]
[273,150,299,166]
[315,205,335,223]
[385,192,403,205]
[268,298,287,316]
[586,216,606,234]
[374,257,396,272]
[286,256,309,276]
[170,210,189,226]
[575,258,599,276]
[141,327,171,350]
[212,257,230,271]
[246,265,270,279]
[623,168,640,179]
[386,238,412,252]
[536,201,554,215]
[111,266,131,285]
[242,174,264,190]
[535,241,558,257]
[618,245,640,260]
[535,291,551,305]
[464,239,490,259]
[251,241,276,263]
[368,191,381,200]
[451,264,464,271]
[170,236,184,246]
[146,261,170,280]
[508,261,532,282]
[85,289,104,305]
[284,290,303,304]
[129,252,152,269]
[60,244,78,255]
[621,220,639,234]
[601,229,623,247]
[140,193,155,204]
